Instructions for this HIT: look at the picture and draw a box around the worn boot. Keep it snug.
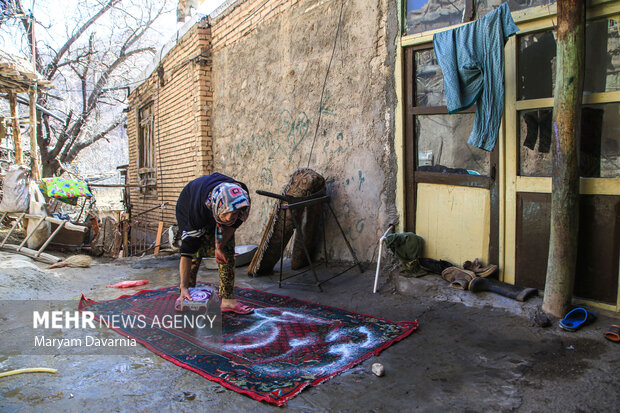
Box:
[463,258,497,278]
[441,267,476,290]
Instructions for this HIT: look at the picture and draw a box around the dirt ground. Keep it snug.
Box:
[0,250,618,412]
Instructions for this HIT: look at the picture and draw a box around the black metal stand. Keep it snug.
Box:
[256,190,364,291]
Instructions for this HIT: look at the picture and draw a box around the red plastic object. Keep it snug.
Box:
[106,280,150,288]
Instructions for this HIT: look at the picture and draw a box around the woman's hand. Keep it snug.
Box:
[179,287,192,301]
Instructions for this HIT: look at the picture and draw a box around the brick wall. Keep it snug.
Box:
[209,0,301,51]
[126,22,213,240]
[125,0,302,241]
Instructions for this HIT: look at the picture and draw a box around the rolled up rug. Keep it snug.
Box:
[248,168,326,276]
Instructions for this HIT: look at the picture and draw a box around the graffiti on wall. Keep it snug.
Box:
[223,89,374,251]
[225,90,347,167]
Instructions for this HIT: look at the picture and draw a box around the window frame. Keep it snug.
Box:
[137,102,157,196]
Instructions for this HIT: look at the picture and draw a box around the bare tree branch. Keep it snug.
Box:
[62,118,124,163]
[42,0,122,80]
[11,0,173,177]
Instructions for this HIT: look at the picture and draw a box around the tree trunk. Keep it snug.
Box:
[542,0,585,318]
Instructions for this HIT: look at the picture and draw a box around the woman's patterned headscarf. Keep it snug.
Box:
[207,183,251,226]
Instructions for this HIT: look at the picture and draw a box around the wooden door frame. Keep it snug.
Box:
[402,45,500,265]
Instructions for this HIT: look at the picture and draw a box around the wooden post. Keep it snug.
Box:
[122,220,129,257]
[542,0,585,318]
[8,91,23,165]
[29,86,40,180]
[29,14,40,180]
[154,221,164,255]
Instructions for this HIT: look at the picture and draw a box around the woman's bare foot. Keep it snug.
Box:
[220,298,254,314]
[221,298,238,309]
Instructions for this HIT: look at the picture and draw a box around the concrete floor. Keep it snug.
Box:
[0,251,618,412]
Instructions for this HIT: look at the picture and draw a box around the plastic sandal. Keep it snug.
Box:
[559,308,597,331]
[604,325,620,342]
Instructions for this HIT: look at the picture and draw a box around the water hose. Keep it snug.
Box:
[0,368,57,378]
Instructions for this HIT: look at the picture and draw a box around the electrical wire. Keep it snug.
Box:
[305,0,344,169]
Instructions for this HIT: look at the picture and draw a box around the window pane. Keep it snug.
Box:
[584,18,620,94]
[518,104,620,178]
[518,108,553,176]
[586,104,620,178]
[416,113,490,176]
[518,19,620,100]
[415,49,445,106]
[405,0,554,36]
[518,31,556,100]
[405,0,462,36]
[477,0,555,19]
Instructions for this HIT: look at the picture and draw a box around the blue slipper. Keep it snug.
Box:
[559,308,597,331]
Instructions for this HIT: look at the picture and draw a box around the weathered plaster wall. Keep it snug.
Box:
[211,0,399,262]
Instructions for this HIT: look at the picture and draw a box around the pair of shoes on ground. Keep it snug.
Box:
[441,259,498,290]
[441,267,476,290]
[463,258,498,278]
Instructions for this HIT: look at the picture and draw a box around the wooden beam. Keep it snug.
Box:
[21,214,89,232]
[8,91,22,165]
[154,221,164,255]
[29,86,40,180]
[0,243,61,264]
[36,220,66,257]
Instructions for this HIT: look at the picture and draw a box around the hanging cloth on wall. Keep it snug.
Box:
[433,2,519,152]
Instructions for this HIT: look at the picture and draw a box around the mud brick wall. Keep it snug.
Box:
[210,0,399,261]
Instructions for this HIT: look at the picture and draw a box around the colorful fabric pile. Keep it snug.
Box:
[39,177,92,205]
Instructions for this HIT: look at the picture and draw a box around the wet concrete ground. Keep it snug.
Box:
[0,251,618,412]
